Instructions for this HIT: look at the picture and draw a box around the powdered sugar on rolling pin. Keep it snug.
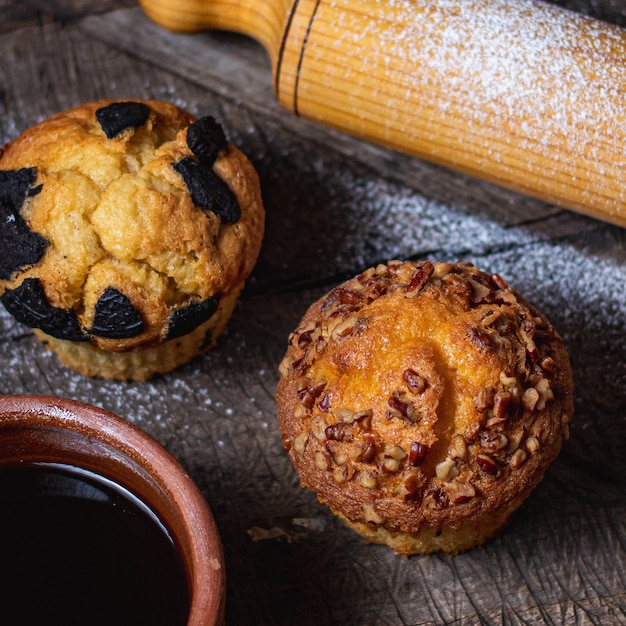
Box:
[323,0,626,136]
[312,0,626,212]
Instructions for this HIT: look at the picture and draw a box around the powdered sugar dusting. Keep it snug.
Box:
[321,0,626,140]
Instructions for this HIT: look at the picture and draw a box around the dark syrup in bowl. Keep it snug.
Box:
[0,463,190,625]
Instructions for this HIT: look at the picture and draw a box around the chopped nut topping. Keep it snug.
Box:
[293,432,308,455]
[450,482,476,505]
[385,445,407,461]
[387,391,418,423]
[509,448,527,468]
[352,409,373,430]
[481,309,501,327]
[359,472,377,489]
[325,422,350,442]
[506,429,524,454]
[486,415,508,428]
[442,272,466,289]
[290,353,308,373]
[496,290,518,305]
[521,387,540,412]
[359,435,377,463]
[409,442,428,467]
[383,457,401,473]
[362,504,384,526]
[294,403,307,419]
[297,328,315,349]
[535,378,554,410]
[317,393,331,412]
[432,262,452,278]
[436,458,457,481]
[479,431,508,452]
[331,315,358,340]
[331,287,363,304]
[314,451,329,471]
[403,473,425,501]
[526,341,539,363]
[297,381,326,409]
[468,277,491,302]
[328,444,348,466]
[311,416,327,441]
[493,391,511,419]
[349,446,362,461]
[499,371,517,386]
[540,356,556,373]
[469,327,492,350]
[473,387,495,412]
[406,261,434,294]
[334,407,354,422]
[333,408,373,431]
[526,436,540,453]
[476,454,499,475]
[450,434,467,460]
[521,316,536,337]
[424,487,448,509]
[333,461,355,483]
[403,368,427,393]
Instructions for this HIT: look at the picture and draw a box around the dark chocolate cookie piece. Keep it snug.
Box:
[90,287,144,339]
[0,278,86,341]
[186,116,227,165]
[166,295,220,340]
[95,101,151,139]
[173,157,241,224]
[0,168,48,280]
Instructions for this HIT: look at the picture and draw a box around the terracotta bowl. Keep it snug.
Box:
[0,394,225,625]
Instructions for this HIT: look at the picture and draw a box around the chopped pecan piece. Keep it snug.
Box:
[403,368,427,393]
[409,442,428,467]
[387,391,418,423]
[492,391,511,419]
[359,438,378,463]
[406,261,434,294]
[473,387,495,412]
[362,504,384,526]
[450,482,476,505]
[297,381,326,409]
[476,454,499,475]
[325,422,352,442]
[436,458,457,481]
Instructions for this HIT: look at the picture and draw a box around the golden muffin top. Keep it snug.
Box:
[0,99,264,351]
[277,260,573,537]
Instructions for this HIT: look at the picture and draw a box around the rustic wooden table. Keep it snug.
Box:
[1,1,625,624]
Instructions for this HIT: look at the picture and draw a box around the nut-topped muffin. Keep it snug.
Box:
[276,260,574,555]
[0,99,264,380]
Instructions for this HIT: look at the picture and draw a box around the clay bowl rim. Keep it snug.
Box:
[0,393,225,626]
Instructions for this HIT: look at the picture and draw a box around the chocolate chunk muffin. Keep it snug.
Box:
[276,261,574,555]
[0,99,264,380]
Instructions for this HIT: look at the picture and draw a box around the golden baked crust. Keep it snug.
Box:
[0,99,264,377]
[276,261,574,554]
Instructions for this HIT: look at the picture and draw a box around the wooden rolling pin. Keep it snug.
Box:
[139,0,626,227]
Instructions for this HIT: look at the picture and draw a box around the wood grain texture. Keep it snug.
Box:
[137,0,292,61]
[0,2,625,624]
